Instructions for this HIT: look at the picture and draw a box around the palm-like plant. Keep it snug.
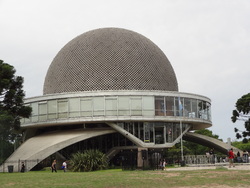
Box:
[70,149,108,172]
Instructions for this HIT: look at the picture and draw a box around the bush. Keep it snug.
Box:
[70,149,108,172]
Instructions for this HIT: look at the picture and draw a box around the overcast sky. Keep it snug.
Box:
[1,0,249,142]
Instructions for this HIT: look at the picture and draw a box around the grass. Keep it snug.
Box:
[1,168,250,188]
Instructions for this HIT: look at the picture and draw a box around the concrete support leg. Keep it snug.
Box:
[137,148,148,169]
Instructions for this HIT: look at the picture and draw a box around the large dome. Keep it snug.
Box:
[43,28,178,95]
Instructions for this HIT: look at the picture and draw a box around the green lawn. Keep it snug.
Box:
[0,168,250,188]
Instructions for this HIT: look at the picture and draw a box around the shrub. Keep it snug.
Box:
[70,149,108,172]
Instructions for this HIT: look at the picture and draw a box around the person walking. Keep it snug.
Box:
[209,148,215,164]
[20,162,25,173]
[62,161,67,172]
[162,159,166,171]
[228,148,235,168]
[51,160,57,172]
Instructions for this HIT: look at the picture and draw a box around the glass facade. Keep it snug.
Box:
[21,94,211,125]
[117,121,190,144]
[155,96,211,120]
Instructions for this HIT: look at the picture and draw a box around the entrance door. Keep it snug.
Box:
[154,126,164,144]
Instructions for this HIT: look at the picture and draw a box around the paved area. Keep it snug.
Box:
[167,163,250,171]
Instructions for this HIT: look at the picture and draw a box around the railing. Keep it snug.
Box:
[184,155,227,165]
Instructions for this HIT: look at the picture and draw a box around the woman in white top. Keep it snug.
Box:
[62,161,67,172]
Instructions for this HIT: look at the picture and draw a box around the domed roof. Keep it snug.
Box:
[43,28,178,95]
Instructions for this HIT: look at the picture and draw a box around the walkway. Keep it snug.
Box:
[167,163,250,171]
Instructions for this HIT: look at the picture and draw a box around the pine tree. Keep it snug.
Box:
[231,93,250,142]
[0,60,32,163]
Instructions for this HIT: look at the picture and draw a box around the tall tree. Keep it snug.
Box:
[0,59,32,163]
[231,93,250,142]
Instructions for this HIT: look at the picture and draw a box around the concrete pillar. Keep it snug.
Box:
[137,148,148,168]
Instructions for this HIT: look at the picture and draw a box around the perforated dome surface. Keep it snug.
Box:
[43,28,178,95]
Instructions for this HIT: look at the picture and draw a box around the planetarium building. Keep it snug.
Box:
[3,28,212,172]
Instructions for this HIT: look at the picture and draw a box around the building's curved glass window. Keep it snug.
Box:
[142,96,154,116]
[155,96,211,121]
[207,102,211,120]
[81,98,92,117]
[105,97,118,116]
[31,102,38,122]
[175,97,183,116]
[58,99,68,118]
[198,100,209,120]
[48,100,57,119]
[165,96,174,116]
[38,101,47,121]
[191,99,198,118]
[69,98,80,118]
[155,96,165,116]
[21,94,211,125]
[118,96,130,115]
[131,97,142,116]
[183,98,191,117]
[93,97,104,116]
